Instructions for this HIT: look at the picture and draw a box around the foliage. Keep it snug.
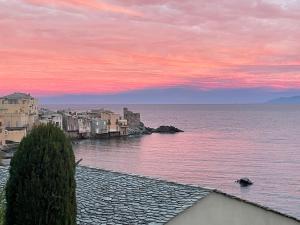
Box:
[5,124,77,225]
[0,152,2,166]
[0,189,5,225]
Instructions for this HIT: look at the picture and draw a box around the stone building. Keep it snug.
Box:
[0,115,27,144]
[61,112,92,139]
[123,107,141,129]
[78,116,91,138]
[62,113,80,138]
[0,92,38,130]
[0,93,38,142]
[88,109,129,136]
[87,109,105,118]
[39,113,63,130]
[100,110,121,133]
[118,119,128,136]
[91,118,108,137]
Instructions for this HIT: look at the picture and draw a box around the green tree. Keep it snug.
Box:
[0,151,3,166]
[5,124,76,225]
[0,189,5,225]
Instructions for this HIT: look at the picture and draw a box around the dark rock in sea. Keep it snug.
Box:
[153,126,184,134]
[236,178,253,187]
[142,130,152,135]
[128,124,183,136]
[143,127,155,134]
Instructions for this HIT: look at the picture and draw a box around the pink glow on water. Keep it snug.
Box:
[72,104,300,218]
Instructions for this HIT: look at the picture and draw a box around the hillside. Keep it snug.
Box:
[267,96,300,104]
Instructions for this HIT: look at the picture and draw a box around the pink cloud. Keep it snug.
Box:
[24,0,142,16]
[0,0,300,95]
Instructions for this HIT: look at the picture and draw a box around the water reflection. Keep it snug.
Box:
[58,105,300,218]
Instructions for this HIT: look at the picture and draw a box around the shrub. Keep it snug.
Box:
[0,152,3,166]
[0,189,5,225]
[5,124,76,225]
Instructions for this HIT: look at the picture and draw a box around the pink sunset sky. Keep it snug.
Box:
[0,0,300,96]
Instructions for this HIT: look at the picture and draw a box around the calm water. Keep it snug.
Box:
[52,104,300,218]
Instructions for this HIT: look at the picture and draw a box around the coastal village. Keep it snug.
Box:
[0,92,146,149]
[0,92,183,152]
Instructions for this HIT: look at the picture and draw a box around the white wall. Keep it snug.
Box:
[167,192,300,225]
[6,129,27,143]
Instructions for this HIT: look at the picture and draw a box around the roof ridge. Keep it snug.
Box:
[77,166,300,222]
[1,92,32,99]
[213,190,300,222]
[1,166,299,223]
[77,165,213,192]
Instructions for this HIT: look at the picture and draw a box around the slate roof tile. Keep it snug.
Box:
[0,166,211,225]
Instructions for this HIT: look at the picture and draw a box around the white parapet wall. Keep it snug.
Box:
[5,128,27,143]
[167,192,300,225]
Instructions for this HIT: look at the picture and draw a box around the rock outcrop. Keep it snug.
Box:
[127,122,148,135]
[152,126,184,134]
[236,178,253,187]
[128,124,184,136]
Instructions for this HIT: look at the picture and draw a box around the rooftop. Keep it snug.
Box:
[1,92,33,100]
[0,166,211,225]
[0,166,298,224]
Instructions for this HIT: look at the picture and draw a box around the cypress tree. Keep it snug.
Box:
[0,188,5,225]
[5,124,76,225]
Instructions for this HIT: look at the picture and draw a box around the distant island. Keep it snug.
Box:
[267,96,300,104]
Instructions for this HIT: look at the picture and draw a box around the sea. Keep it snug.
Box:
[48,104,300,218]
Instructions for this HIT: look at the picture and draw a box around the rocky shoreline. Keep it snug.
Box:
[1,124,183,161]
[128,122,184,136]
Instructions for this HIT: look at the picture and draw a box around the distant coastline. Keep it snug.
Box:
[266,96,300,104]
[37,87,300,105]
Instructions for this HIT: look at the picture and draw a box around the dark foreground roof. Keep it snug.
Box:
[0,166,211,225]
